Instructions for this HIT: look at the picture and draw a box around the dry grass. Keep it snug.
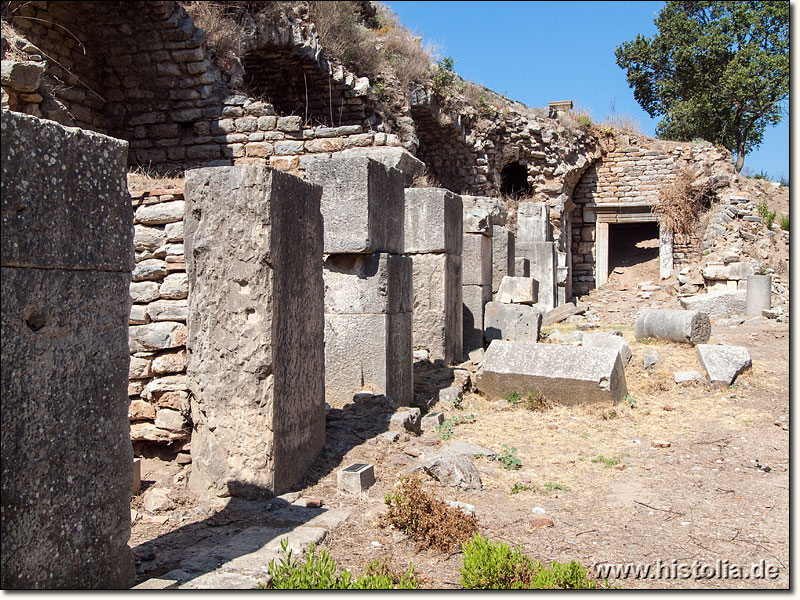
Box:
[600,112,645,136]
[382,476,478,552]
[410,168,442,189]
[378,5,432,88]
[183,2,243,65]
[653,168,714,235]
[127,167,185,194]
[309,1,383,77]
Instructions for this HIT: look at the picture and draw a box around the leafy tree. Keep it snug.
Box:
[615,1,788,171]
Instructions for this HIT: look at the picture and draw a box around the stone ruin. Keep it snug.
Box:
[0,0,760,589]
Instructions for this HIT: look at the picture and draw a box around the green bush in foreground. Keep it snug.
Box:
[265,539,417,589]
[460,534,605,589]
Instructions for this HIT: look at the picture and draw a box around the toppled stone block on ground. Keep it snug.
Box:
[305,155,404,254]
[323,253,412,314]
[496,276,538,305]
[635,309,711,344]
[185,166,325,499]
[337,463,376,494]
[476,340,628,405]
[403,188,462,254]
[679,290,747,319]
[674,371,705,384]
[696,344,752,388]
[484,301,542,344]
[542,300,587,325]
[580,332,632,366]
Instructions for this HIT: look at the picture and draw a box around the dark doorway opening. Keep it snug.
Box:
[609,221,659,273]
[500,162,531,196]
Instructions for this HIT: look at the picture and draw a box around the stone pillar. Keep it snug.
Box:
[404,188,463,365]
[185,166,325,499]
[1,111,135,588]
[659,224,674,280]
[306,156,413,405]
[492,225,515,296]
[745,274,771,317]
[462,207,492,356]
[516,202,557,310]
[595,221,609,288]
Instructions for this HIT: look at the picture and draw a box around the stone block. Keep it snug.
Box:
[702,261,755,281]
[324,312,412,406]
[516,202,551,246]
[461,195,507,226]
[542,300,587,325]
[411,253,462,365]
[476,341,628,405]
[463,206,492,234]
[462,233,492,286]
[516,241,556,310]
[184,166,325,499]
[679,290,747,319]
[305,155,404,254]
[745,274,771,317]
[159,273,189,299]
[1,111,133,272]
[337,463,376,494]
[421,411,445,431]
[147,299,188,322]
[403,188,463,254]
[580,332,632,366]
[338,146,424,186]
[496,276,538,305]
[463,284,491,356]
[515,257,530,277]
[483,301,542,344]
[491,226,514,294]
[129,321,186,352]
[135,201,185,225]
[323,253,411,315]
[696,344,752,388]
[130,281,161,303]
[134,225,167,252]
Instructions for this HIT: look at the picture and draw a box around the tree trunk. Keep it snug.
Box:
[735,152,745,172]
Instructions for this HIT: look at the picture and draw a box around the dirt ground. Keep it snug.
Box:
[130,254,789,589]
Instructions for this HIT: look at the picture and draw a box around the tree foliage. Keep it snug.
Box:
[615,1,788,171]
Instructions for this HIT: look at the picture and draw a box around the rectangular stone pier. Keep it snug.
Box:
[1,111,135,588]
[404,188,463,365]
[184,166,325,499]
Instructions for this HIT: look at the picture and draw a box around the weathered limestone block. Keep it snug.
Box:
[324,312,412,406]
[483,301,542,344]
[696,344,752,388]
[678,290,747,319]
[462,195,507,226]
[1,60,44,93]
[129,321,186,352]
[516,202,551,246]
[323,253,412,315]
[634,309,711,344]
[462,233,492,286]
[581,332,632,366]
[476,341,628,405]
[305,155,404,254]
[496,276,538,305]
[135,201,186,225]
[147,299,188,322]
[491,226,514,294]
[185,166,325,499]
[159,273,189,299]
[403,188,463,254]
[134,225,167,252]
[543,300,587,325]
[463,284,491,355]
[702,261,756,281]
[745,274,771,317]
[130,281,161,303]
[411,253,462,364]
[463,206,493,234]
[517,241,556,311]
[515,256,530,277]
[338,146,425,186]
[1,111,134,588]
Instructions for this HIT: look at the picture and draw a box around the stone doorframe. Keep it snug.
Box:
[592,202,673,289]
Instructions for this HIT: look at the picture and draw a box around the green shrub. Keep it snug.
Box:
[506,390,520,404]
[781,215,789,230]
[431,56,460,97]
[757,199,776,227]
[497,444,521,470]
[266,539,417,589]
[544,481,569,492]
[460,534,604,589]
[435,413,476,440]
[591,455,624,468]
[510,482,533,494]
[576,114,592,128]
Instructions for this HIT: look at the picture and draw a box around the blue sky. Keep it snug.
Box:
[385,1,790,182]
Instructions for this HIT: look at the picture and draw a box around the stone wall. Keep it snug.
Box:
[1,111,135,588]
[570,136,734,295]
[128,186,191,455]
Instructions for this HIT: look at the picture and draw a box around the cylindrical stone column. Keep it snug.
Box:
[634,309,711,344]
[745,274,771,317]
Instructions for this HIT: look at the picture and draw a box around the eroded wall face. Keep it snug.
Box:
[1,111,135,589]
